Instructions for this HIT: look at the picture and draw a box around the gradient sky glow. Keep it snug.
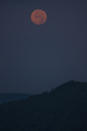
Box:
[0,0,87,94]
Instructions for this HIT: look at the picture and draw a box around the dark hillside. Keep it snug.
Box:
[0,81,87,131]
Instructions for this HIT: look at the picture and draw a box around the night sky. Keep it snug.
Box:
[0,0,87,94]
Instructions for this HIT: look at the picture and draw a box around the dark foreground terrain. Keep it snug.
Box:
[0,80,87,131]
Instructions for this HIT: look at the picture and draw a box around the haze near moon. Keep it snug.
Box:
[30,9,47,25]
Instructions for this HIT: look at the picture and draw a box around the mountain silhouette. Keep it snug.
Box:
[0,80,87,131]
[0,93,30,104]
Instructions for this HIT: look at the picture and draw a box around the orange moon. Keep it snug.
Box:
[30,9,47,25]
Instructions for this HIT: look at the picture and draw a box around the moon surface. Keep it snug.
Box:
[31,9,47,25]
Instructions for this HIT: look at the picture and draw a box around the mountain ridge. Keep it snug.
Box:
[0,80,87,131]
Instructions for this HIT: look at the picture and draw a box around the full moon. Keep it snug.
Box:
[30,9,47,25]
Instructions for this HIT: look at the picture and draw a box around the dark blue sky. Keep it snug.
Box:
[0,0,87,94]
